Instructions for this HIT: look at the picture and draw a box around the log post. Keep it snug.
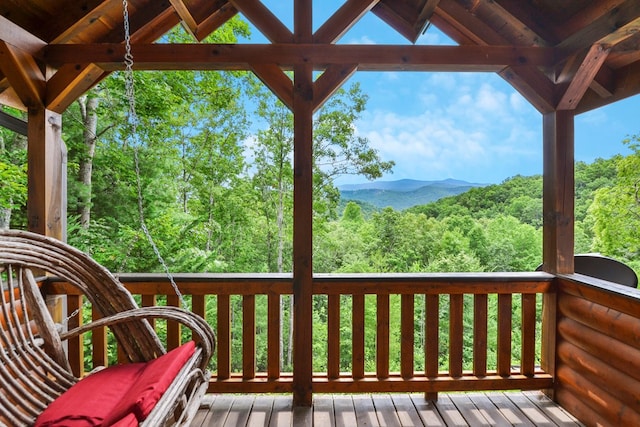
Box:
[27,107,66,240]
[292,0,314,407]
[541,109,574,399]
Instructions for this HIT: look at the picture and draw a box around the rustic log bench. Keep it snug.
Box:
[0,230,215,426]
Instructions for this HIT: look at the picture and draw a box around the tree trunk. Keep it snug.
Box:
[0,207,10,229]
[78,95,99,228]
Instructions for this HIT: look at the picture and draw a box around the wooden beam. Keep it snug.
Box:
[0,87,26,111]
[500,65,556,114]
[312,64,357,113]
[44,43,557,72]
[229,0,293,43]
[556,1,640,55]
[46,64,107,113]
[170,0,200,40]
[0,16,47,57]
[0,41,45,109]
[250,63,293,110]
[195,4,238,41]
[557,44,611,110]
[314,0,380,44]
[0,109,27,135]
[576,60,640,113]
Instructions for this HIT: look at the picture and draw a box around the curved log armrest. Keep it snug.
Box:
[59,307,215,371]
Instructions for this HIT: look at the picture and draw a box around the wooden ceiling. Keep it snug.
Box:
[1,0,639,116]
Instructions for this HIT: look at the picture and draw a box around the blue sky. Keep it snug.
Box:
[244,2,639,185]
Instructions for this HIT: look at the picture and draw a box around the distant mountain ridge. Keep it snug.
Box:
[339,178,487,210]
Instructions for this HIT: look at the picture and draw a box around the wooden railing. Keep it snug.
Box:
[43,272,555,395]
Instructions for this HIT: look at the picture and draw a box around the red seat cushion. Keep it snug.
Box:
[34,363,145,427]
[103,340,197,424]
[35,341,196,426]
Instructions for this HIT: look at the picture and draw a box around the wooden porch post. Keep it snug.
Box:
[27,107,66,240]
[292,64,314,406]
[542,110,574,274]
[540,109,574,398]
[292,0,314,407]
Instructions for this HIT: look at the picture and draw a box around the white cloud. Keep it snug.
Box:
[353,73,542,182]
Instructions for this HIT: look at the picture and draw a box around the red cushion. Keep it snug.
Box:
[102,341,196,424]
[34,363,145,427]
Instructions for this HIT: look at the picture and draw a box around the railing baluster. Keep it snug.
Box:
[401,294,414,379]
[474,294,488,377]
[521,293,536,376]
[217,294,231,379]
[192,295,205,321]
[425,294,439,400]
[67,295,83,376]
[377,293,390,379]
[352,294,365,380]
[497,293,513,376]
[141,295,156,329]
[449,294,463,378]
[243,295,256,379]
[268,293,280,379]
[327,294,340,379]
[91,305,107,369]
[167,294,180,350]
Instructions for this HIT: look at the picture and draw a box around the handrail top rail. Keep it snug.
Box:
[46,271,555,283]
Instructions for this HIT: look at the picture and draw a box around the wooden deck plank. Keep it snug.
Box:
[224,395,254,426]
[313,395,335,426]
[465,393,513,427]
[372,394,402,427]
[200,395,234,427]
[193,391,583,426]
[191,395,217,427]
[409,394,446,427]
[333,394,357,427]
[353,394,380,426]
[390,394,424,426]
[268,395,293,427]
[247,395,274,427]
[505,392,568,426]
[522,390,584,426]
[433,394,469,427]
[485,392,537,426]
[448,393,493,426]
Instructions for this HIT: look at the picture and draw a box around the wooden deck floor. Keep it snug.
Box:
[191,391,584,426]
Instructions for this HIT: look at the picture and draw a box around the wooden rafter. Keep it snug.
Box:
[43,43,556,72]
[0,41,45,108]
[250,63,293,109]
[372,0,439,43]
[229,0,293,43]
[314,0,380,44]
[312,64,358,112]
[46,64,107,113]
[170,0,200,40]
[0,16,47,57]
[195,4,238,41]
[557,44,611,110]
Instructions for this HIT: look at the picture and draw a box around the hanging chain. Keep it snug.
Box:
[122,0,188,310]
